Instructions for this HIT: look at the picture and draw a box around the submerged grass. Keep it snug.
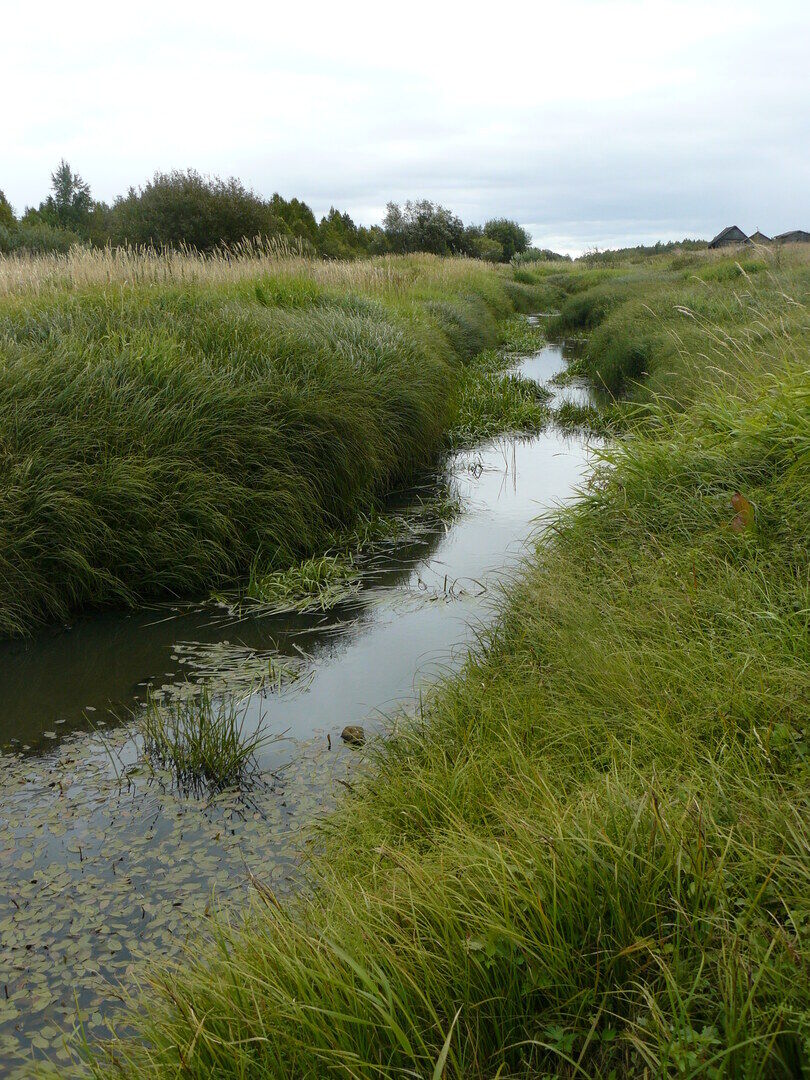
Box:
[139,689,271,792]
[90,253,810,1078]
[0,252,538,638]
[243,552,362,613]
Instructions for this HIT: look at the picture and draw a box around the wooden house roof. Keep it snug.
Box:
[708,225,749,248]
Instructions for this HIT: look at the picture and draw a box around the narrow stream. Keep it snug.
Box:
[0,338,593,1073]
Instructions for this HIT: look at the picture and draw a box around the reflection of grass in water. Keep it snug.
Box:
[140,689,270,792]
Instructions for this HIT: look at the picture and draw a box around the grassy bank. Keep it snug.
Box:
[535,246,810,404]
[0,250,537,637]
[90,250,809,1078]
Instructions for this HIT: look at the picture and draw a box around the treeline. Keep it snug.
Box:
[0,162,541,263]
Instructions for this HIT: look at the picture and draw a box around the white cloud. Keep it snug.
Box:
[2,0,808,250]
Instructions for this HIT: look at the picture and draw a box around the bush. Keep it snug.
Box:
[0,254,533,636]
[107,170,293,251]
[0,189,14,229]
[468,235,504,262]
[0,220,81,254]
[482,218,531,261]
[512,247,570,265]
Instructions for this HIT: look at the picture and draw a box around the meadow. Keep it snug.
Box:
[86,247,810,1078]
[0,248,539,637]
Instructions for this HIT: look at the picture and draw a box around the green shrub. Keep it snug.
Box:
[107,170,296,251]
[482,218,531,262]
[0,189,15,229]
[0,220,81,254]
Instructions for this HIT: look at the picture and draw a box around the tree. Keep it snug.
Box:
[107,171,289,251]
[0,189,15,229]
[43,160,93,230]
[318,207,366,259]
[469,235,504,262]
[269,194,319,248]
[483,218,531,262]
[383,200,466,256]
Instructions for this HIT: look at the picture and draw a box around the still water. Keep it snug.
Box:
[0,341,593,1073]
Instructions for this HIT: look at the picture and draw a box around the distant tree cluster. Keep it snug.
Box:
[0,163,535,264]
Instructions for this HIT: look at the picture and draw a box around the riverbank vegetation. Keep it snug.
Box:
[90,247,809,1077]
[0,250,541,637]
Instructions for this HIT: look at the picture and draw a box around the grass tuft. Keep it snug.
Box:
[0,252,537,638]
[139,689,271,792]
[243,553,361,613]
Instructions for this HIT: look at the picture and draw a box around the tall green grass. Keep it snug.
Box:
[447,318,552,448]
[533,247,810,401]
[0,254,536,637]
[89,256,810,1078]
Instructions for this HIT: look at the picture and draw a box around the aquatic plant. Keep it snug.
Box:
[443,315,552,448]
[448,370,551,449]
[139,690,271,792]
[243,553,362,613]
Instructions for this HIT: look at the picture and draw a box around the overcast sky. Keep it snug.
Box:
[3,0,808,254]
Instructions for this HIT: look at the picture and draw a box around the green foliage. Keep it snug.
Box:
[41,159,93,230]
[447,316,551,446]
[5,162,538,261]
[483,217,531,261]
[553,252,810,399]
[268,193,319,247]
[695,258,767,282]
[0,219,81,254]
[243,553,361,613]
[317,207,365,259]
[448,368,550,448]
[547,278,639,335]
[0,189,15,228]
[383,200,467,256]
[0,255,533,637]
[512,247,571,265]
[467,234,504,262]
[107,170,294,251]
[580,237,708,267]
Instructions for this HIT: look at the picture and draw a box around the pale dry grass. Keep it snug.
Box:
[0,239,506,299]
